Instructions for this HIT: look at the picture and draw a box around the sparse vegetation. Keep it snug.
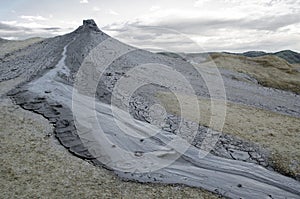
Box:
[208,53,300,94]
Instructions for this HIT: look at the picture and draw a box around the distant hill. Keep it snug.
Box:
[273,50,300,64]
[225,50,300,64]
[0,38,8,44]
[157,52,185,60]
[157,50,300,64]
[242,51,267,57]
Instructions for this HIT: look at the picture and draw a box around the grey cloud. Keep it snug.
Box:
[103,13,300,36]
[0,30,48,40]
[110,27,204,53]
[0,22,27,31]
[218,37,300,52]
[154,14,300,33]
[102,21,141,32]
[0,23,68,40]
[103,14,300,52]
[268,0,300,6]
[0,22,32,40]
[42,27,61,31]
[243,14,300,31]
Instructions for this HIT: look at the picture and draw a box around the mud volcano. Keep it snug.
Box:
[2,20,300,198]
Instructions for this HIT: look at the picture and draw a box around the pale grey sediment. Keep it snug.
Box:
[3,20,300,198]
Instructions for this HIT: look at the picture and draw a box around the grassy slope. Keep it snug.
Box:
[157,92,300,178]
[209,53,300,94]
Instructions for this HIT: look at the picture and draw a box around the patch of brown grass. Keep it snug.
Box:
[209,53,300,94]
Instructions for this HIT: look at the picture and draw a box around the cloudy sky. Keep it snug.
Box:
[1,0,299,52]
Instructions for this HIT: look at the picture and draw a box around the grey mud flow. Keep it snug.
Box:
[5,20,300,199]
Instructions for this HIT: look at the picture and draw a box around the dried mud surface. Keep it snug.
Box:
[0,97,220,199]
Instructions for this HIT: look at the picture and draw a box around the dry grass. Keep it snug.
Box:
[157,91,300,178]
[293,63,300,72]
[208,53,300,94]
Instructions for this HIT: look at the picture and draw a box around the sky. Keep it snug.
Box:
[0,0,299,52]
